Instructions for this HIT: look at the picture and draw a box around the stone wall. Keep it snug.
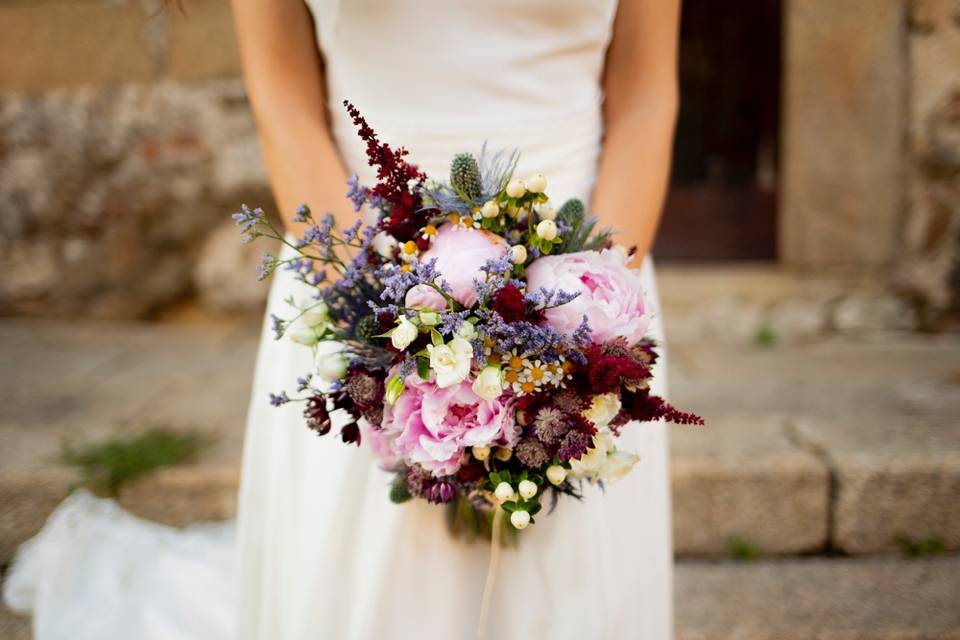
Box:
[0,0,272,318]
[899,0,960,322]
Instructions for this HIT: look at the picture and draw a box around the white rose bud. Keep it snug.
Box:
[289,323,320,346]
[390,315,419,350]
[518,479,538,500]
[510,244,528,265]
[536,219,558,241]
[372,232,398,258]
[418,310,440,326]
[526,173,547,193]
[510,510,531,530]
[457,321,477,340]
[472,445,491,461]
[494,482,516,503]
[471,366,503,401]
[314,340,348,382]
[537,204,556,221]
[583,393,622,429]
[546,465,568,486]
[506,178,526,199]
[427,337,473,388]
[480,200,500,219]
[301,302,329,328]
[494,447,512,462]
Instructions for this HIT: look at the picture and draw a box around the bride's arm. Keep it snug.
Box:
[230,0,353,233]
[593,0,681,258]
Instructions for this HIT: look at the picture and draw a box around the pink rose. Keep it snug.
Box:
[378,371,517,476]
[525,249,650,345]
[405,225,508,309]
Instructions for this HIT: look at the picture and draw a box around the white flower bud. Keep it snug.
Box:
[390,315,419,350]
[385,375,405,405]
[301,302,330,328]
[472,446,491,461]
[289,323,320,346]
[536,219,558,241]
[418,310,440,326]
[510,510,531,530]
[480,200,500,219]
[537,204,556,221]
[583,393,622,429]
[458,321,477,340]
[372,232,398,258]
[546,465,568,486]
[314,341,348,382]
[494,482,516,503]
[526,173,547,193]
[471,366,503,401]
[510,244,528,265]
[518,479,538,500]
[505,178,526,199]
[494,447,512,462]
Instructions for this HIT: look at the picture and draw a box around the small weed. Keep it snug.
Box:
[895,534,947,558]
[62,426,208,495]
[753,323,778,348]
[727,535,761,561]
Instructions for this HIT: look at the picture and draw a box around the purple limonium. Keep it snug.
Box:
[269,314,285,340]
[346,174,368,212]
[269,391,290,406]
[232,204,265,242]
[292,204,311,224]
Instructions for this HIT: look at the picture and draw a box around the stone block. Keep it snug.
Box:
[0,2,154,91]
[781,0,906,269]
[118,465,239,527]
[793,416,960,554]
[0,471,76,563]
[676,557,960,640]
[671,415,829,556]
[194,220,278,314]
[167,0,243,80]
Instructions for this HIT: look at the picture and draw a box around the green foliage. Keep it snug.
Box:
[62,426,208,495]
[753,323,778,348]
[727,535,761,561]
[353,314,380,344]
[895,534,946,557]
[450,153,483,204]
[389,476,412,504]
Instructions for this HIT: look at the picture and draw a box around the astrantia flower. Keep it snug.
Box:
[515,438,549,468]
[304,395,331,436]
[345,367,384,411]
[525,249,650,345]
[558,429,591,462]
[533,406,570,445]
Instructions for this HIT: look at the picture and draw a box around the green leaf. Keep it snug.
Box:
[529,503,542,516]
[489,472,502,486]
[417,357,430,380]
[430,329,443,347]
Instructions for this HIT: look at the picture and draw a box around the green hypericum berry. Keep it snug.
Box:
[557,198,585,226]
[354,314,379,344]
[389,477,412,503]
[450,153,483,203]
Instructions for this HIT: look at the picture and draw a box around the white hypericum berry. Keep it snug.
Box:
[510,510,531,529]
[536,219,558,241]
[506,178,526,199]
[546,465,568,486]
[526,173,547,193]
[472,445,491,461]
[518,479,538,500]
[481,200,500,219]
[494,481,516,503]
[510,244,528,264]
[494,447,512,462]
[537,204,556,221]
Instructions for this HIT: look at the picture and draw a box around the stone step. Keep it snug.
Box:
[1,320,958,562]
[4,556,957,639]
[674,556,960,640]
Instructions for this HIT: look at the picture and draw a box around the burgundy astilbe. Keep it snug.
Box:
[615,389,705,426]
[578,341,650,394]
[343,101,433,242]
[491,283,545,324]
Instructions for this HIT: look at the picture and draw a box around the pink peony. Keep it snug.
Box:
[525,249,650,345]
[378,371,517,476]
[405,224,508,309]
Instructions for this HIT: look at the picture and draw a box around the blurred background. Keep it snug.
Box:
[1,1,958,638]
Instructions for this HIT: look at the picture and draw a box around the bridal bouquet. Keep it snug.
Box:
[234,102,702,536]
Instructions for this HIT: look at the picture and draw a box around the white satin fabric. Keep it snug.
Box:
[4,1,673,638]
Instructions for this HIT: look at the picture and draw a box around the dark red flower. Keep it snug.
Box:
[615,389,704,426]
[558,430,591,462]
[304,395,331,436]
[340,422,362,446]
[579,341,650,394]
[491,283,527,323]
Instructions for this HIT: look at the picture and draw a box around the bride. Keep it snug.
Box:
[4,1,680,638]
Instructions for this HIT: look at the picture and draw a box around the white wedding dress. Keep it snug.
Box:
[4,1,673,638]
